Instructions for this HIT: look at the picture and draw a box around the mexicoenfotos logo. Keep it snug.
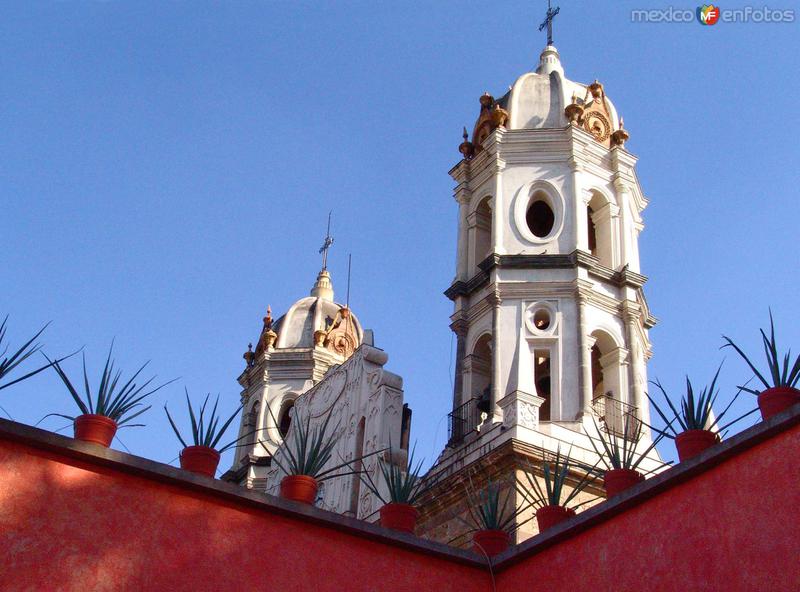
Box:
[631,5,796,23]
[697,5,721,24]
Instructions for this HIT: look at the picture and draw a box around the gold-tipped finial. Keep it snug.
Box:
[459,126,475,160]
[611,115,630,148]
[491,102,509,128]
[565,91,584,125]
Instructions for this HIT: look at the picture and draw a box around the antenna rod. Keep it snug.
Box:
[346,253,352,308]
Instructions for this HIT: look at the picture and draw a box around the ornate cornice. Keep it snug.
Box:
[444,251,649,301]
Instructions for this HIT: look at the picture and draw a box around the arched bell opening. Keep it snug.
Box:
[534,349,552,420]
[471,334,493,414]
[470,196,493,275]
[587,191,615,268]
[277,398,295,439]
[240,400,261,462]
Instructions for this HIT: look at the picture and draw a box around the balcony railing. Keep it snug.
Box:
[592,393,641,441]
[447,397,482,446]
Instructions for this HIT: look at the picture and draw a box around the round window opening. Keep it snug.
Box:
[526,199,555,238]
[533,308,551,331]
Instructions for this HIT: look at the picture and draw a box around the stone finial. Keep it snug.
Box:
[243,343,255,368]
[611,115,630,148]
[310,269,334,301]
[564,92,584,125]
[459,126,475,160]
[491,103,509,129]
[254,305,279,358]
[588,79,604,100]
[264,329,278,350]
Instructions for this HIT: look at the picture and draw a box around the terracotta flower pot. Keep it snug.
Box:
[603,468,644,498]
[179,445,221,477]
[757,386,800,420]
[674,429,718,462]
[380,503,419,533]
[73,414,118,447]
[535,504,576,533]
[280,475,319,505]
[473,529,510,557]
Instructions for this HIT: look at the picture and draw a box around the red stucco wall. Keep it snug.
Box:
[2,418,798,591]
[497,424,800,592]
[0,440,487,592]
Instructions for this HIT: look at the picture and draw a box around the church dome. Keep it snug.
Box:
[506,46,620,132]
[251,269,363,360]
[463,46,624,156]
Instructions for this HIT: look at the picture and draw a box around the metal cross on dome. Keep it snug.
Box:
[538,0,560,47]
[319,211,334,270]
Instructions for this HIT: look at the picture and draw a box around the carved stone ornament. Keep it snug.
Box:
[459,126,475,160]
[254,306,278,358]
[468,92,507,154]
[243,343,255,368]
[498,391,544,430]
[564,92,584,125]
[583,110,611,143]
[564,80,623,148]
[611,116,630,148]
[580,80,612,145]
[322,307,359,358]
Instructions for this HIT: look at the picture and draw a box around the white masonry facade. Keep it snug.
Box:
[225,41,662,543]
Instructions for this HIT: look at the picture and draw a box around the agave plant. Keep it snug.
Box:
[357,445,431,505]
[45,345,174,426]
[165,390,247,452]
[586,415,669,472]
[0,316,57,392]
[516,447,600,511]
[461,479,523,533]
[647,366,756,439]
[264,410,380,482]
[722,311,800,394]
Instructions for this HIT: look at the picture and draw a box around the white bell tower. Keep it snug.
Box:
[445,44,655,446]
[416,39,662,545]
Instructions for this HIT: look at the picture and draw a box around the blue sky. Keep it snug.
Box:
[2,1,798,470]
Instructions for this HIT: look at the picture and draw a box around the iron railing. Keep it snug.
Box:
[447,397,482,446]
[592,394,641,441]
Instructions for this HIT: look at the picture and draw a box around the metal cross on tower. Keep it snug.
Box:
[319,211,334,270]
[538,0,560,47]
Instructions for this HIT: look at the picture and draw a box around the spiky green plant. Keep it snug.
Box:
[45,345,174,426]
[722,310,800,394]
[357,445,432,505]
[267,411,339,479]
[0,317,57,392]
[647,366,756,439]
[164,389,246,452]
[461,479,522,533]
[586,415,669,472]
[516,447,600,510]
[263,409,383,483]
